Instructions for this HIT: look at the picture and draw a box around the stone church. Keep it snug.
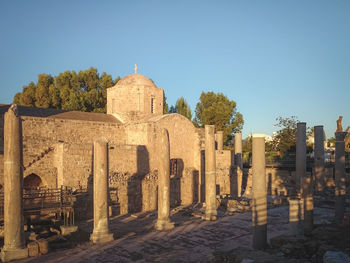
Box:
[0,70,234,214]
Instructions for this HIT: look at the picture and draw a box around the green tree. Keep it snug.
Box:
[35,74,53,108]
[169,105,176,113]
[271,116,299,156]
[49,84,61,108]
[194,91,243,144]
[175,97,192,120]
[168,97,192,120]
[19,82,36,106]
[163,95,169,114]
[13,92,21,104]
[14,68,116,113]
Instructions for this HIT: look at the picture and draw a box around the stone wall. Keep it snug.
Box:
[108,171,158,215]
[10,116,126,188]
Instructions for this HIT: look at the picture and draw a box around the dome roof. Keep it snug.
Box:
[116,73,156,87]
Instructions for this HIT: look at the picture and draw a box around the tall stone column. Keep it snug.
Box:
[335,132,347,224]
[296,122,306,195]
[1,105,28,262]
[302,176,314,234]
[205,125,217,221]
[90,137,114,244]
[314,126,325,192]
[216,131,224,150]
[155,129,174,230]
[235,133,243,197]
[252,134,267,250]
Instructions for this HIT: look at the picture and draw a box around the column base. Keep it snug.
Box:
[1,246,28,262]
[155,219,175,231]
[90,232,114,244]
[204,213,217,221]
[204,208,217,221]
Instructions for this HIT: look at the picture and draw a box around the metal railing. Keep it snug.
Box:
[0,187,76,221]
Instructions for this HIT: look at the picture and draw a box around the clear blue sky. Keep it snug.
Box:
[1,0,349,138]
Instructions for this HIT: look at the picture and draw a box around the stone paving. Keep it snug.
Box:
[19,205,334,263]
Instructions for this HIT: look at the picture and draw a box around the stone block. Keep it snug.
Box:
[29,231,38,241]
[28,241,39,257]
[60,225,78,236]
[0,247,28,262]
[37,238,49,254]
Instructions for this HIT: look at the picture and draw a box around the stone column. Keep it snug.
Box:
[155,129,175,230]
[314,126,325,192]
[235,133,243,197]
[289,199,304,236]
[90,137,114,244]
[296,123,306,195]
[216,131,224,150]
[335,132,347,224]
[205,125,217,221]
[252,134,267,250]
[302,176,314,234]
[1,105,28,262]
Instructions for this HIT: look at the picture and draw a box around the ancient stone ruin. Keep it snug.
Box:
[0,71,349,262]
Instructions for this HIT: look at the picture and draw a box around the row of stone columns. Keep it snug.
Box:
[87,122,350,248]
[3,103,346,254]
[294,122,348,234]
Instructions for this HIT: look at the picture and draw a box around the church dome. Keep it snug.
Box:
[117,73,156,87]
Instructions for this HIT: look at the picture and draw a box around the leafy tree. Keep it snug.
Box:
[271,116,299,156]
[35,74,53,108]
[163,95,169,114]
[13,92,21,105]
[242,135,252,165]
[194,91,243,144]
[13,67,117,113]
[169,105,176,113]
[175,97,192,120]
[327,137,336,148]
[49,84,60,108]
[168,97,192,120]
[19,82,36,106]
[242,135,252,153]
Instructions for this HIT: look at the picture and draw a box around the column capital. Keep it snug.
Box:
[335,132,347,142]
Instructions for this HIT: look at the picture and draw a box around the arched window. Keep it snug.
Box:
[23,173,42,190]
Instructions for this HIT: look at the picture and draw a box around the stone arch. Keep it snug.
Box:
[23,173,43,190]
